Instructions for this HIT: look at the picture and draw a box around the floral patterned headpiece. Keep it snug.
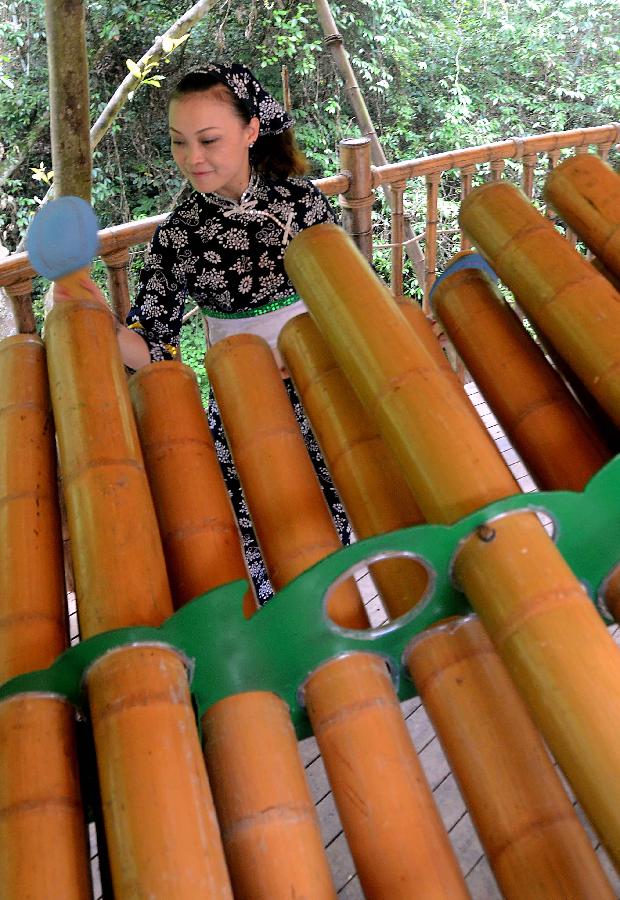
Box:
[201,63,294,136]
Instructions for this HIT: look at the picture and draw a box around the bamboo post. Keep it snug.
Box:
[544,152,620,278]
[206,333,368,630]
[279,313,429,619]
[303,653,469,898]
[202,692,336,899]
[102,248,131,321]
[339,137,374,262]
[284,222,620,867]
[390,181,406,297]
[129,361,256,616]
[521,152,537,199]
[424,172,440,312]
[432,264,612,490]
[87,645,232,899]
[545,150,561,219]
[4,280,35,333]
[460,180,620,428]
[0,334,91,899]
[489,158,505,182]
[459,164,476,251]
[406,616,615,899]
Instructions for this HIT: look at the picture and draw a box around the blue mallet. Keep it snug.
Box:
[26,195,100,297]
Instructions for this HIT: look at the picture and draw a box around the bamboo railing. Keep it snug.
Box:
[0,123,618,332]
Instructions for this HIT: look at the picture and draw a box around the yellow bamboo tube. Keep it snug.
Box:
[304,653,468,898]
[44,298,173,636]
[432,265,611,490]
[544,152,620,277]
[285,223,518,524]
[0,694,91,899]
[394,295,455,375]
[87,645,232,899]
[406,616,614,899]
[206,333,368,630]
[129,361,256,617]
[459,180,620,428]
[0,334,66,682]
[202,692,335,899]
[279,313,428,619]
[285,223,620,867]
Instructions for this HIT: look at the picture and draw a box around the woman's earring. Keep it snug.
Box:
[249,142,255,149]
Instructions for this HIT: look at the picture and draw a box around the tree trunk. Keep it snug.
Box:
[45,0,91,201]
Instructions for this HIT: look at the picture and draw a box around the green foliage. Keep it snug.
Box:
[1,0,619,384]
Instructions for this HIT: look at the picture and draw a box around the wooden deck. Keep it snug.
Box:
[77,381,620,898]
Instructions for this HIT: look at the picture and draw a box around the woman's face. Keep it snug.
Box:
[169,91,259,200]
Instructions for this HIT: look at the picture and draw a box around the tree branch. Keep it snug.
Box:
[90,0,220,150]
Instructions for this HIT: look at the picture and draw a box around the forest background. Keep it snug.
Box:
[0,0,618,390]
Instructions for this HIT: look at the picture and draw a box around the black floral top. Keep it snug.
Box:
[127,171,337,361]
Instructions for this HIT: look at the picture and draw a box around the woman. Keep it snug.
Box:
[78,63,350,601]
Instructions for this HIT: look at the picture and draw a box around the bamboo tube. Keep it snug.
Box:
[279,313,428,619]
[453,510,620,865]
[206,333,368,630]
[202,692,335,899]
[432,265,611,490]
[406,616,614,899]
[87,645,232,899]
[459,180,620,428]
[45,298,173,636]
[0,334,66,682]
[544,153,620,277]
[285,224,518,524]
[0,694,91,899]
[304,653,468,898]
[285,223,620,868]
[129,361,256,617]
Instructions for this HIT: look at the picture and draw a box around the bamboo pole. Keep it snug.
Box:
[303,653,469,898]
[206,333,368,630]
[432,264,612,490]
[339,138,374,262]
[0,695,91,900]
[87,645,232,899]
[45,298,173,635]
[544,152,620,278]
[284,222,620,867]
[406,616,614,899]
[460,180,620,428]
[0,334,66,682]
[129,361,256,616]
[313,0,426,284]
[202,692,335,899]
[279,313,428,619]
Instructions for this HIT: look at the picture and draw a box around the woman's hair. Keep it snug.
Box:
[169,71,309,178]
